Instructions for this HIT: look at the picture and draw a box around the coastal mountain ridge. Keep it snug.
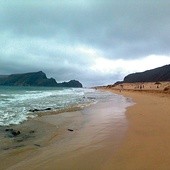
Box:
[0,71,83,88]
[104,64,170,93]
[123,64,170,83]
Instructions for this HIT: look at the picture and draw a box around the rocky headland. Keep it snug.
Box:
[0,71,83,88]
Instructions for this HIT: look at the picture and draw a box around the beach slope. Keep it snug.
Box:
[103,89,170,170]
[0,89,170,169]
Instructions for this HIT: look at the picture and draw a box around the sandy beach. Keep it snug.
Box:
[0,85,170,170]
[0,92,130,170]
[103,88,170,170]
[1,1,170,169]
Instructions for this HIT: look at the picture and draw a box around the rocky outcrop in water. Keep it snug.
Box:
[0,71,83,87]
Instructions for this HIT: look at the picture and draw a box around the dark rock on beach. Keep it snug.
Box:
[44,108,52,111]
[5,128,13,132]
[29,108,52,112]
[5,129,21,137]
[29,109,40,112]
[11,131,20,136]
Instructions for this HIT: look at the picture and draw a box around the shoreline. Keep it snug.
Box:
[1,88,170,169]
[0,92,130,170]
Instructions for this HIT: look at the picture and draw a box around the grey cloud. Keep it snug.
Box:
[1,1,170,58]
[0,1,170,86]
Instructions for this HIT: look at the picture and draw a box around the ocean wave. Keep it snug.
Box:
[0,87,132,126]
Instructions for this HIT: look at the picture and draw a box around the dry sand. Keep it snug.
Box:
[0,86,170,170]
[110,81,170,93]
[103,88,170,170]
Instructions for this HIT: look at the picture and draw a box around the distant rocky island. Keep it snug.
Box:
[0,71,83,88]
[123,64,170,83]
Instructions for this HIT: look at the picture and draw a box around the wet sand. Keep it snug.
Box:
[1,88,170,169]
[0,94,130,170]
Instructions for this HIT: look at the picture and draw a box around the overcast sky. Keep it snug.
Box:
[0,1,170,86]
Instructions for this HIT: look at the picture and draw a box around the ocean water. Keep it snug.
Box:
[0,86,131,126]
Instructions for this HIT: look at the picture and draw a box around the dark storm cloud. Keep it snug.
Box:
[0,1,170,86]
[1,1,169,57]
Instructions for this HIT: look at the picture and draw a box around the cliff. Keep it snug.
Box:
[124,64,170,83]
[0,71,83,88]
